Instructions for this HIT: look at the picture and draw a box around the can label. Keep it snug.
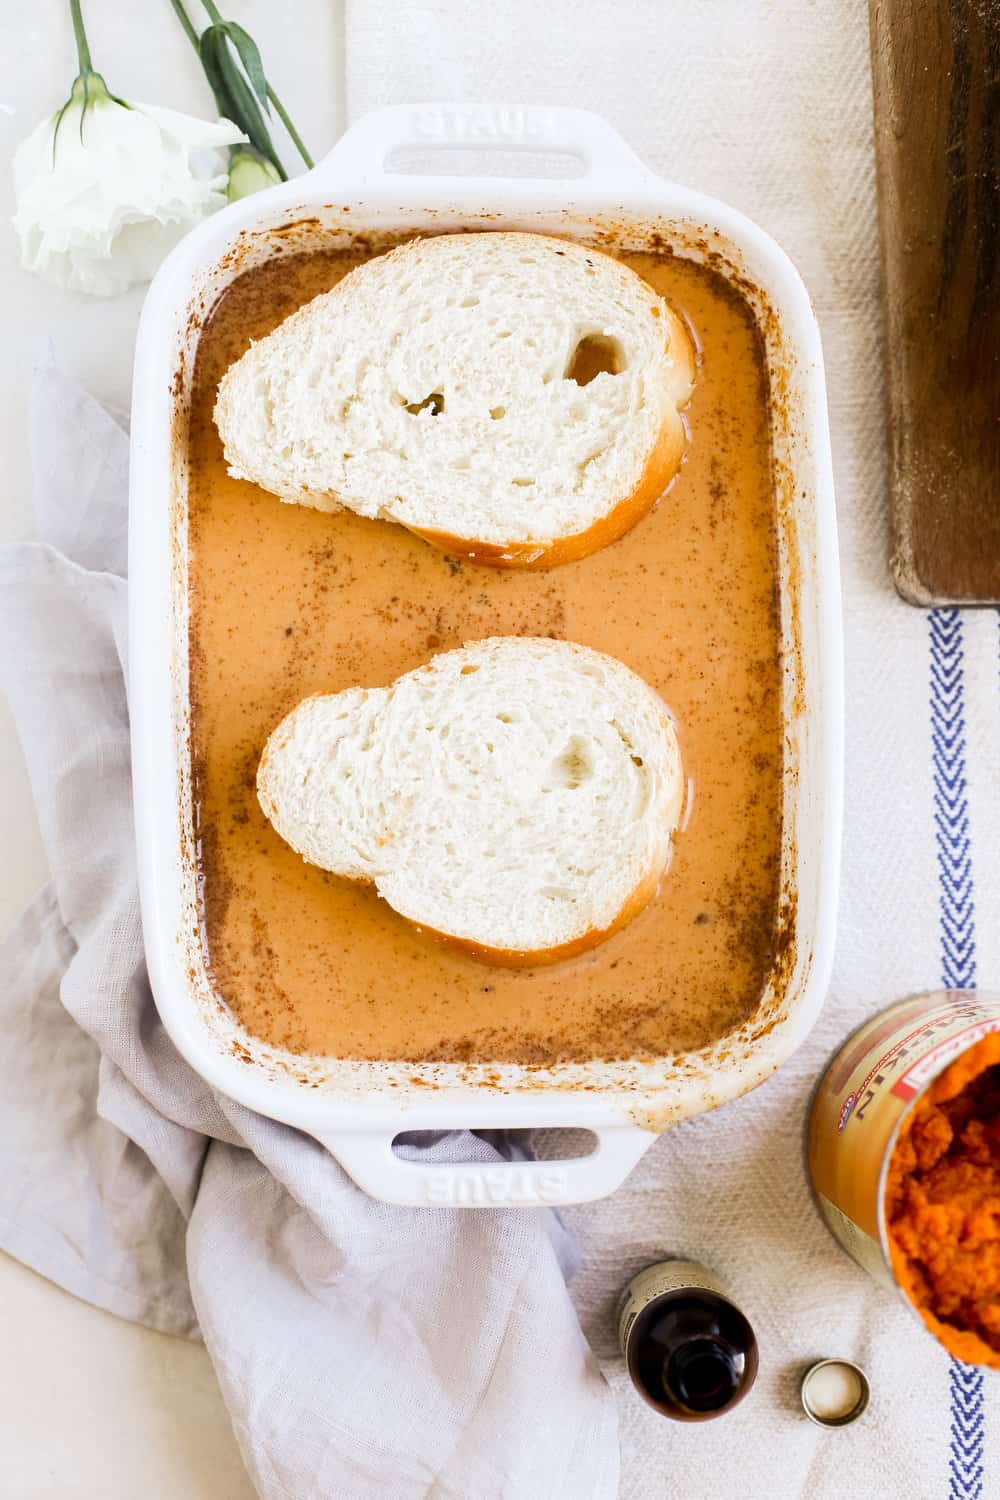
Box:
[891,1018,1000,1101]
[617,1259,722,1356]
[808,992,1000,1274]
[814,1194,893,1288]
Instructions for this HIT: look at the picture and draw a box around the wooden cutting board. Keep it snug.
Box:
[869,0,1000,604]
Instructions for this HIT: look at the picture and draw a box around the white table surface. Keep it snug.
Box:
[0,3,343,1493]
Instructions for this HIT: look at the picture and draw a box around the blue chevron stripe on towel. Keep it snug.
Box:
[930,610,985,1500]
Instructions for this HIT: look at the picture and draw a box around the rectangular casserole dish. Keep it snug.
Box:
[129,103,843,1207]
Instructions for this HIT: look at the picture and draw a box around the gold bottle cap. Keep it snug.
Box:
[800,1360,870,1427]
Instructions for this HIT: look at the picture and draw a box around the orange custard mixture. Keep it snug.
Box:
[187,243,783,1063]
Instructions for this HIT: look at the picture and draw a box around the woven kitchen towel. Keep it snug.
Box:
[0,356,618,1500]
[344,2,1000,1497]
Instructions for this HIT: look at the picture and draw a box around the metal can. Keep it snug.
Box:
[807,990,1000,1302]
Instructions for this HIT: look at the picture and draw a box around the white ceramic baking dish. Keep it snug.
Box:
[129,103,842,1207]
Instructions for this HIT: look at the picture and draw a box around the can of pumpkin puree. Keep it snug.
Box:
[808,990,1000,1367]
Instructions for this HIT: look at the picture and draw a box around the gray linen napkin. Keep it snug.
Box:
[0,357,619,1500]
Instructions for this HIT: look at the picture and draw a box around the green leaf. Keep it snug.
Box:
[198,25,286,179]
[224,21,269,112]
[198,25,236,123]
[215,37,286,177]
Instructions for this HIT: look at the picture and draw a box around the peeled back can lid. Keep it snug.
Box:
[800,1359,870,1427]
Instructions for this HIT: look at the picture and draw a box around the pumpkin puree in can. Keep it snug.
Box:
[808,992,1000,1368]
[886,1033,1000,1368]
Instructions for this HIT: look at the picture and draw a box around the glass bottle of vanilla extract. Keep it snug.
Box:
[617,1259,758,1420]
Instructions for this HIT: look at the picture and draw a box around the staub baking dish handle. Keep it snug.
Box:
[316,1126,655,1207]
[306,101,654,190]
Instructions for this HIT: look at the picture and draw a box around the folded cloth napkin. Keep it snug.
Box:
[0,357,618,1500]
[342,2,1000,1497]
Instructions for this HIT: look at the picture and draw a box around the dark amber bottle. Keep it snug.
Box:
[617,1260,758,1420]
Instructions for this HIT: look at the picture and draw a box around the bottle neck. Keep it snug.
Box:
[664,1337,743,1415]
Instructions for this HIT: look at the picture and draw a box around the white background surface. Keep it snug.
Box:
[0,3,342,1493]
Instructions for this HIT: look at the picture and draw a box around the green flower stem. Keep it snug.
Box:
[169,0,201,52]
[266,84,314,169]
[68,0,93,74]
[170,0,237,150]
[55,2,123,159]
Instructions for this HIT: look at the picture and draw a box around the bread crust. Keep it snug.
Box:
[255,636,683,966]
[414,859,667,966]
[215,231,695,569]
[408,406,686,569]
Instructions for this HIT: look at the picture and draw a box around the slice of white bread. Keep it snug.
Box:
[215,232,695,569]
[257,637,684,965]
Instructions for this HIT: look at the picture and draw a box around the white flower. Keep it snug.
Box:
[12,75,246,296]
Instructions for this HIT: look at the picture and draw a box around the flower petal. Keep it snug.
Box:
[11,92,247,296]
[136,102,247,150]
